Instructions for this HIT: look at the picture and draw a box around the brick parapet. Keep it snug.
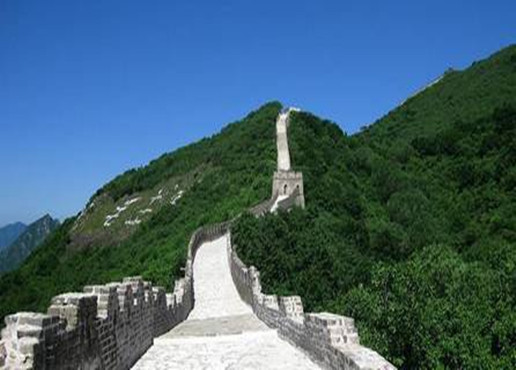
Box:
[227,233,395,370]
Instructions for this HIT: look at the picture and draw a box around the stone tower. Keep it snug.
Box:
[272,171,305,208]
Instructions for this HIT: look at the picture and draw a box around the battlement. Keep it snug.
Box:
[273,170,303,180]
[1,279,156,369]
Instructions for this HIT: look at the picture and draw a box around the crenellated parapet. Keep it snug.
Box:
[1,279,171,370]
[0,222,230,370]
[227,233,395,370]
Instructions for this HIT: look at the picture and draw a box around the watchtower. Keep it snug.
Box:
[272,171,305,208]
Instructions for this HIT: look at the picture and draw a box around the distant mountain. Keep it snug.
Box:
[0,215,59,274]
[0,222,26,251]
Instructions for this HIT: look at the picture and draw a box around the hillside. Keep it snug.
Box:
[0,215,59,275]
[233,45,516,368]
[0,222,26,251]
[0,102,280,323]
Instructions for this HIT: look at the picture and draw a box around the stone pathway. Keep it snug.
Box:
[132,330,319,370]
[276,110,292,171]
[132,234,320,370]
[188,235,252,320]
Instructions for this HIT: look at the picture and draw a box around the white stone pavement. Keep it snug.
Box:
[132,234,320,370]
[131,330,319,370]
[276,110,292,171]
[188,235,252,320]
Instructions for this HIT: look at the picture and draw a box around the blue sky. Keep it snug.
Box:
[1,0,515,225]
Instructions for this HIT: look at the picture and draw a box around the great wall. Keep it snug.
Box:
[0,108,395,370]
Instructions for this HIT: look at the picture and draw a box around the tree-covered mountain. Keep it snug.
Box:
[0,222,26,251]
[0,215,60,275]
[0,102,279,324]
[233,45,516,368]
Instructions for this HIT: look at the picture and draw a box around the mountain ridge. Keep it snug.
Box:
[0,215,59,275]
[0,222,26,252]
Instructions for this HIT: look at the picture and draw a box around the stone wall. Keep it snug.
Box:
[0,223,229,370]
[227,233,396,370]
[272,171,305,208]
[276,187,302,211]
[249,193,279,217]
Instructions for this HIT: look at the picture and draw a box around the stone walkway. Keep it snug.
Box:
[276,110,292,171]
[132,234,320,370]
[188,235,252,320]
